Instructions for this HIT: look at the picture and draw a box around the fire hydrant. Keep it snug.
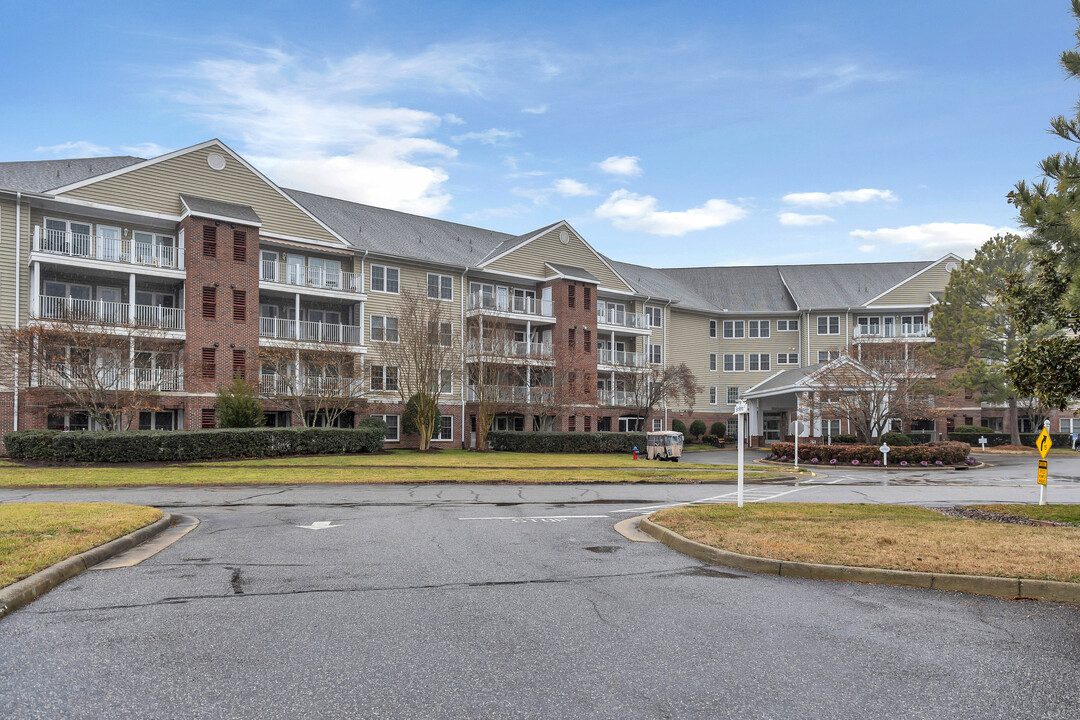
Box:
[633,446,639,461]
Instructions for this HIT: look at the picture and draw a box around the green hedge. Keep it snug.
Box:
[769,440,970,466]
[949,432,1075,448]
[3,427,385,463]
[487,431,647,453]
[905,433,934,445]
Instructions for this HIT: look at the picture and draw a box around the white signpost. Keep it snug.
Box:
[790,420,805,471]
[978,436,988,452]
[879,442,891,467]
[735,400,749,508]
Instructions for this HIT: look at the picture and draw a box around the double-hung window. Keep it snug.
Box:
[370,315,399,342]
[709,320,717,338]
[723,320,744,338]
[373,414,400,441]
[726,387,740,404]
[817,315,840,335]
[648,344,662,364]
[427,273,453,301]
[749,353,770,371]
[370,265,400,294]
[709,353,717,371]
[370,365,399,392]
[748,320,770,338]
[436,416,454,441]
[818,350,840,363]
[646,306,663,327]
[709,387,717,405]
[777,319,799,332]
[723,354,745,372]
[1060,418,1080,434]
[777,353,799,365]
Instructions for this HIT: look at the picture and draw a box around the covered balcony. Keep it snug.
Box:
[259,295,364,348]
[466,290,555,321]
[32,224,184,271]
[259,257,363,294]
[259,373,365,397]
[259,316,364,346]
[31,270,185,334]
[853,315,932,341]
[597,348,647,368]
[596,301,650,333]
[465,338,553,362]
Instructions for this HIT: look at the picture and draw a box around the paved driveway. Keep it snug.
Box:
[1,483,1078,719]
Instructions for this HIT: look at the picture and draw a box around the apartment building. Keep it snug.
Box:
[0,139,1038,447]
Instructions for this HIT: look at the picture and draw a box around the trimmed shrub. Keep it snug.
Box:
[358,416,388,432]
[710,421,726,437]
[880,431,913,447]
[954,425,995,434]
[769,440,970,466]
[950,432,1076,448]
[905,433,933,445]
[402,393,441,438]
[689,420,706,439]
[216,379,264,428]
[487,431,646,453]
[3,426,385,463]
[831,434,858,444]
[672,419,687,435]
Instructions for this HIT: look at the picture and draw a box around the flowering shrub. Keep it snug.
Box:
[851,459,860,465]
[873,460,880,466]
[810,458,819,464]
[966,457,978,465]
[769,440,970,466]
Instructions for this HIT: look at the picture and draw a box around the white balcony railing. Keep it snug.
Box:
[37,296,184,331]
[465,385,555,404]
[598,389,631,406]
[854,324,930,339]
[34,364,183,391]
[466,291,554,318]
[597,349,647,367]
[260,260,363,293]
[597,308,648,330]
[259,373,365,397]
[134,367,184,391]
[465,339,554,360]
[259,316,363,345]
[34,227,184,270]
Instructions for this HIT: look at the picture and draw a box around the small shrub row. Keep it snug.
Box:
[829,434,858,444]
[487,431,646,453]
[954,425,995,434]
[3,426,386,463]
[879,431,913,447]
[768,440,971,466]
[949,432,1076,448]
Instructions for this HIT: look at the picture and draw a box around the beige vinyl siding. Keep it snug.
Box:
[364,259,464,402]
[666,310,718,412]
[60,144,340,245]
[0,198,32,329]
[712,316,802,409]
[485,226,633,292]
[870,259,953,306]
[808,311,852,362]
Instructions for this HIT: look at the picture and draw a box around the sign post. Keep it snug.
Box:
[789,420,804,471]
[978,436,988,452]
[1036,421,1052,506]
[735,400,749,508]
[879,442,890,467]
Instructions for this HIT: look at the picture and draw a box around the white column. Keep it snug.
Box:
[128,273,136,324]
[31,261,40,317]
[129,336,135,391]
[294,293,301,340]
[526,320,531,356]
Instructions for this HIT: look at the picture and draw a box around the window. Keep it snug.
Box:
[646,306,662,327]
[648,344,662,364]
[427,273,453,301]
[201,347,216,379]
[709,353,717,371]
[777,353,799,365]
[982,417,1004,433]
[584,415,592,432]
[723,354,745,372]
[48,412,90,432]
[370,265,399,293]
[232,289,246,322]
[232,230,247,262]
[823,419,842,437]
[439,369,453,394]
[438,322,453,347]
[817,315,841,335]
[568,285,576,308]
[709,387,717,405]
[370,365,399,391]
[709,320,717,338]
[202,226,217,258]
[748,320,770,338]
[749,353,770,371]
[232,349,246,379]
[202,286,217,319]
[777,319,799,331]
[650,418,662,432]
[901,315,926,336]
[139,410,176,431]
[726,387,740,404]
[373,414,400,442]
[370,315,399,342]
[568,328,576,349]
[436,415,454,441]
[1019,418,1034,434]
[583,287,591,311]
[723,320,744,339]
[817,350,840,363]
[584,330,592,353]
[856,316,881,337]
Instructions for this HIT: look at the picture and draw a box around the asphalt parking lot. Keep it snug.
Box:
[1,479,1078,719]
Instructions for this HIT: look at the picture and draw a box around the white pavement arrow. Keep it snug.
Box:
[296,521,342,530]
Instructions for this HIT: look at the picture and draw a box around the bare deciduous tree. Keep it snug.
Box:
[617,361,699,432]
[465,317,527,449]
[258,345,367,427]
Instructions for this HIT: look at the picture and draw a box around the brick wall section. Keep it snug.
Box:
[543,278,598,432]
[180,217,261,427]
[0,391,12,453]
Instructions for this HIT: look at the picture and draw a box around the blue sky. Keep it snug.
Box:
[2,1,1076,266]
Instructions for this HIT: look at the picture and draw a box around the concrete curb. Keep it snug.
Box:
[0,512,174,620]
[639,515,1080,603]
[755,459,986,471]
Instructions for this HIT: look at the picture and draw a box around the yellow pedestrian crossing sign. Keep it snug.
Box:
[1036,427,1052,459]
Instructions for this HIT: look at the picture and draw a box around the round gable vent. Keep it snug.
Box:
[207,152,227,171]
[945,261,958,272]
[559,230,570,244]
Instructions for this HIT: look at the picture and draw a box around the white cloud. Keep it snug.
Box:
[789,64,900,92]
[443,113,466,125]
[452,128,521,145]
[35,141,112,156]
[778,212,835,227]
[850,222,1017,256]
[782,188,897,208]
[553,178,597,197]
[595,190,747,236]
[596,155,643,178]
[857,244,877,253]
[522,104,549,114]
[119,142,170,158]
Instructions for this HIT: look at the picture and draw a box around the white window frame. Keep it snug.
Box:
[369,365,399,392]
[723,320,744,339]
[777,353,799,365]
[1060,418,1080,433]
[823,419,842,437]
[748,353,770,372]
[817,315,841,335]
[709,387,717,405]
[439,368,453,394]
[723,354,745,372]
[645,306,663,327]
[818,350,840,363]
[709,353,717,372]
[370,264,400,294]
[652,417,663,432]
[427,273,454,301]
[373,414,400,442]
[748,320,770,338]
[726,387,740,404]
[370,314,399,342]
[648,344,662,365]
[709,320,717,338]
[777,319,799,332]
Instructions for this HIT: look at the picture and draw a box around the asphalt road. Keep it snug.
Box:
[1,477,1078,719]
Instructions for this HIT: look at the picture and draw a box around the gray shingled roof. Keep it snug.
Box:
[777,261,932,308]
[180,194,262,225]
[479,221,563,264]
[546,263,598,282]
[284,188,510,267]
[660,265,798,313]
[743,364,823,397]
[605,259,720,311]
[0,156,144,193]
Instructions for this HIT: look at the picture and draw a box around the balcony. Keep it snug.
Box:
[36,296,185,331]
[466,292,554,320]
[853,324,931,340]
[33,227,184,270]
[259,316,364,346]
[598,389,631,406]
[596,308,649,331]
[259,373,365,397]
[465,339,553,361]
[260,260,363,294]
[33,364,183,391]
[133,367,184,391]
[597,348,647,368]
[465,385,554,404]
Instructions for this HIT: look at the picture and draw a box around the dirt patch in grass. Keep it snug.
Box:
[967,504,1080,527]
[0,503,162,588]
[652,503,1080,583]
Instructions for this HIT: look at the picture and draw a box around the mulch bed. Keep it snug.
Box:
[937,506,1064,527]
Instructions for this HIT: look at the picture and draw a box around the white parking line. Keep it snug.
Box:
[459,515,610,521]
[613,484,813,514]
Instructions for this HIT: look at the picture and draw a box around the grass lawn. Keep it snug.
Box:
[970,504,1080,526]
[0,503,162,588]
[0,450,787,487]
[652,503,1080,583]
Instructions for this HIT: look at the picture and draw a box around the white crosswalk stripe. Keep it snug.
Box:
[612,484,810,514]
